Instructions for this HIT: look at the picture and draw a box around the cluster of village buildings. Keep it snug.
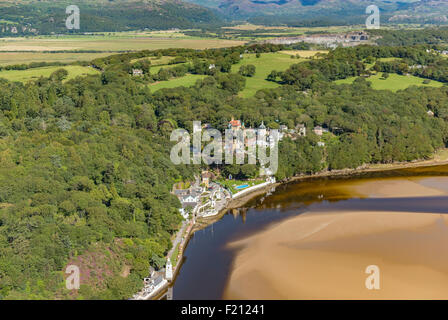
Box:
[134,118,332,300]
[220,117,328,147]
[174,185,204,219]
[224,117,327,137]
[133,255,175,300]
[427,49,448,56]
[1,25,37,34]
[264,31,371,48]
[174,171,230,220]
[133,171,230,299]
[174,118,330,215]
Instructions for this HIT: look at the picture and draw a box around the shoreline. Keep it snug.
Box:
[151,154,448,299]
[212,155,448,217]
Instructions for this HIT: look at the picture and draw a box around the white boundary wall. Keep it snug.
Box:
[232,180,274,199]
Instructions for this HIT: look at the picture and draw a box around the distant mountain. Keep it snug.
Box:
[389,0,448,24]
[3,0,448,35]
[0,0,222,35]
[184,0,448,25]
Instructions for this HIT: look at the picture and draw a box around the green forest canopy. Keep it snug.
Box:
[1,43,448,299]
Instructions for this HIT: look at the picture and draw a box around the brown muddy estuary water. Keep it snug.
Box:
[172,165,448,300]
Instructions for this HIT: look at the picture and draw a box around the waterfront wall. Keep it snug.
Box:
[232,181,273,199]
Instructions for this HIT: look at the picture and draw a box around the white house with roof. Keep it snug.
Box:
[132,69,143,76]
[182,194,199,203]
[296,124,306,136]
[178,208,189,220]
[141,274,167,298]
[313,126,323,136]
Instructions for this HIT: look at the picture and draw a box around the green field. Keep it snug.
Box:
[222,24,366,41]
[0,33,245,52]
[0,52,112,66]
[231,52,305,97]
[147,51,324,95]
[150,62,188,74]
[280,50,328,58]
[335,73,445,92]
[1,33,244,67]
[364,57,403,70]
[131,55,175,66]
[148,74,205,91]
[0,65,100,83]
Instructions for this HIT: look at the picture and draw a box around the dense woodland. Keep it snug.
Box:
[369,28,448,46]
[1,42,448,299]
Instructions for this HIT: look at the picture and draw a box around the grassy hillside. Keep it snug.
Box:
[0,0,222,36]
[148,74,206,91]
[0,32,245,67]
[0,52,112,66]
[0,65,100,83]
[185,0,446,26]
[231,52,306,97]
[0,33,245,52]
[145,51,322,95]
[335,73,445,92]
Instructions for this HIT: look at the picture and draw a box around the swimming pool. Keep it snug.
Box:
[235,184,249,190]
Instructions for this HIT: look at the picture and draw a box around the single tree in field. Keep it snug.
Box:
[267,70,279,82]
[50,68,68,82]
[239,64,256,77]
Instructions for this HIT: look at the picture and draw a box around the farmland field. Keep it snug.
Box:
[146,51,323,94]
[143,50,324,96]
[150,62,188,74]
[0,65,100,83]
[221,24,366,40]
[0,52,113,66]
[223,24,364,33]
[131,56,175,66]
[1,33,245,67]
[280,50,328,58]
[231,52,308,97]
[335,73,445,91]
[363,57,403,70]
[148,74,205,91]
[0,34,245,52]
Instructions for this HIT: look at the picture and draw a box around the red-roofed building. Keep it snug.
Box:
[228,117,242,129]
